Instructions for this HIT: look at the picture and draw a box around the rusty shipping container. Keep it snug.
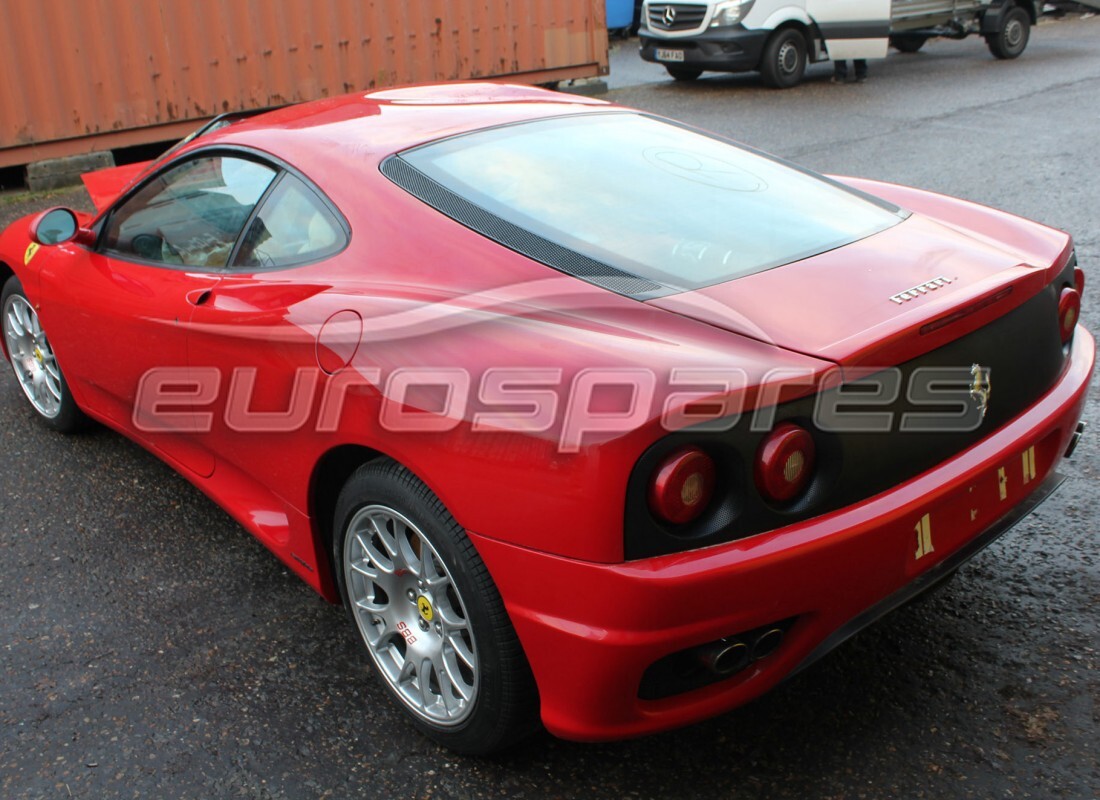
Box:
[0,0,609,169]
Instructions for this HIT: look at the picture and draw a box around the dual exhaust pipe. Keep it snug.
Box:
[1065,421,1087,458]
[697,627,785,677]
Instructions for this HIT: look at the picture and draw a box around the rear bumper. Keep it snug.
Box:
[470,329,1095,742]
[639,26,767,72]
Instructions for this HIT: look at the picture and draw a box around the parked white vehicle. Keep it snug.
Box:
[639,0,1041,87]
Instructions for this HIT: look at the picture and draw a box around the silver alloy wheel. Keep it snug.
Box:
[344,504,479,726]
[3,293,62,419]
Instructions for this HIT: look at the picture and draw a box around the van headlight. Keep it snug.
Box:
[710,0,754,26]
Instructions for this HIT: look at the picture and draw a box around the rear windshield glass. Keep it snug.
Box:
[398,113,906,293]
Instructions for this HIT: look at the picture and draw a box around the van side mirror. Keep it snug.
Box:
[30,207,96,247]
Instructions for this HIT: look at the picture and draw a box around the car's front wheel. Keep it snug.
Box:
[2,275,87,432]
[333,460,538,754]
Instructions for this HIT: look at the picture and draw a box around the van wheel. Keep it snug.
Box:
[666,66,702,81]
[760,29,806,89]
[986,6,1030,60]
[890,35,928,53]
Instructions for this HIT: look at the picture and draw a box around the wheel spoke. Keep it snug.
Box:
[5,307,21,338]
[349,557,378,580]
[447,631,476,671]
[369,515,404,571]
[20,304,34,337]
[359,524,396,575]
[11,301,27,334]
[435,660,459,712]
[398,523,424,579]
[434,589,467,628]
[419,657,436,709]
[436,604,465,628]
[33,374,48,405]
[441,653,472,703]
[352,532,372,558]
[423,551,449,589]
[373,515,399,558]
[43,374,62,402]
[354,592,386,615]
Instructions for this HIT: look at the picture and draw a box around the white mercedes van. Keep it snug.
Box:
[639,0,1040,87]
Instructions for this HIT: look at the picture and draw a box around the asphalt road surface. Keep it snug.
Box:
[2,14,1099,800]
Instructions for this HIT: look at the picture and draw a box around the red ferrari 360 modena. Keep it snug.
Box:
[0,84,1091,754]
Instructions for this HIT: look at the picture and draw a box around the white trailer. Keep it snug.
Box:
[639,0,1042,87]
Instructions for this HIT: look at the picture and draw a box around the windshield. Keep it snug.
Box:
[396,113,907,294]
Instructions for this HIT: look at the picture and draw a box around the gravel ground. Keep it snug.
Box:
[1,14,1098,800]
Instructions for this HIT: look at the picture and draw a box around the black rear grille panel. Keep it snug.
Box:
[648,4,709,32]
[625,271,1073,560]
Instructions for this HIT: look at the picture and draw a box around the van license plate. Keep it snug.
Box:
[656,49,685,62]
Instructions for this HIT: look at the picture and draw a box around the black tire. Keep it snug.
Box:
[1,275,88,433]
[665,66,702,81]
[333,459,539,755]
[986,6,1030,60]
[890,34,928,53]
[759,29,807,89]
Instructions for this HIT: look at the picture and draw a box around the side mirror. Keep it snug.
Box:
[30,207,96,247]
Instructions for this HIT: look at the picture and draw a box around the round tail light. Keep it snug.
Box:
[755,423,816,503]
[1058,287,1081,345]
[648,447,716,525]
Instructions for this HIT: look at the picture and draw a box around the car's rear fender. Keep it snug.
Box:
[307,443,389,603]
[303,437,505,606]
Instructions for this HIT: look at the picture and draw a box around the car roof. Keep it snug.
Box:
[196,83,613,176]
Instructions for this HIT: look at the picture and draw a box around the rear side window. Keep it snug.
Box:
[102,156,276,268]
[233,174,347,269]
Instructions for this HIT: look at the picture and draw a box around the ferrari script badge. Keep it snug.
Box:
[970,364,991,422]
[889,275,953,304]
